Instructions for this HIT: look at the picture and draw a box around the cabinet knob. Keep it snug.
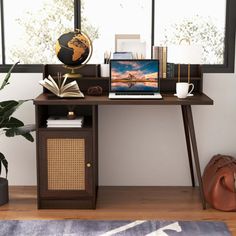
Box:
[86,163,92,168]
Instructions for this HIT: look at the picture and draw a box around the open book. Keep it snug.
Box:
[39,75,84,98]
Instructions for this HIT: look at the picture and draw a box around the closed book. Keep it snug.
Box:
[47,124,83,128]
[47,116,84,124]
[158,47,163,79]
[47,121,83,125]
[162,47,167,79]
[167,63,175,78]
[152,46,159,59]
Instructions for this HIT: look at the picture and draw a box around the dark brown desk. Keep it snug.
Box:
[34,92,213,209]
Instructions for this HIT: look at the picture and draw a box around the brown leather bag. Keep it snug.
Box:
[203,154,236,211]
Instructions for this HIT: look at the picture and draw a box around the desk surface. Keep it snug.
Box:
[34,93,214,106]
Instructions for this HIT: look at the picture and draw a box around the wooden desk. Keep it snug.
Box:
[34,92,213,209]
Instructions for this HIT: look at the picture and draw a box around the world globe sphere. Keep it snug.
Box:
[55,29,92,67]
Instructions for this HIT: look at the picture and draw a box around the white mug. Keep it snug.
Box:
[176,82,194,99]
[100,64,110,77]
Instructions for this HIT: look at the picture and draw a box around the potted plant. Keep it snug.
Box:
[0,62,35,206]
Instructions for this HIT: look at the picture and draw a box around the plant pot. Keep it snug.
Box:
[0,177,9,206]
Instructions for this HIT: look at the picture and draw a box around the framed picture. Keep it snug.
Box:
[115,34,146,58]
[115,34,140,52]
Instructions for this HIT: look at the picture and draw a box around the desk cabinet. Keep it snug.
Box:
[35,104,98,209]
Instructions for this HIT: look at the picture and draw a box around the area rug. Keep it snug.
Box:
[0,220,231,236]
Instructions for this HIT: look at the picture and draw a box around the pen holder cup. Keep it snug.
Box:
[100,64,110,77]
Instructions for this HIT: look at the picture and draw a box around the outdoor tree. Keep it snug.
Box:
[9,0,99,64]
[161,15,224,64]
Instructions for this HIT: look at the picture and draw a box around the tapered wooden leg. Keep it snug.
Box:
[185,105,206,209]
[181,106,195,187]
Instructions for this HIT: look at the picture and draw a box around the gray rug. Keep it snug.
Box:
[0,220,231,236]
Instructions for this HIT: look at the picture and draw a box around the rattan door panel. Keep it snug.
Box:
[47,138,85,191]
[39,130,93,198]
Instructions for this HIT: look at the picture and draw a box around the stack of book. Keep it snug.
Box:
[152,46,167,79]
[47,116,84,128]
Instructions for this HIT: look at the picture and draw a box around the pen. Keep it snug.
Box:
[104,51,111,64]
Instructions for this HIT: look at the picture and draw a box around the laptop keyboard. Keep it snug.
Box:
[109,93,162,99]
[115,92,155,95]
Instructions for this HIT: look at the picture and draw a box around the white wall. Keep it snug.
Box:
[99,69,236,186]
[0,46,235,186]
[0,73,41,185]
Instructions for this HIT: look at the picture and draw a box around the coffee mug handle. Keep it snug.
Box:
[188,83,194,95]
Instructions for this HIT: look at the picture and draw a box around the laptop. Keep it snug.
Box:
[108,59,162,99]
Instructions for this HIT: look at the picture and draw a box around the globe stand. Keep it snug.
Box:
[63,68,82,78]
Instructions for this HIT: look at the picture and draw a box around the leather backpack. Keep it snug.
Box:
[203,154,236,211]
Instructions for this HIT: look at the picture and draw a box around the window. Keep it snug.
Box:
[0,0,235,73]
[4,0,74,64]
[155,0,226,65]
[0,0,76,72]
[81,0,152,63]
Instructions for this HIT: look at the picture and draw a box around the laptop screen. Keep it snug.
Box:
[110,59,159,92]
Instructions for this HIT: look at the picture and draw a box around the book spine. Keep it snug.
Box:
[162,47,167,79]
[158,47,163,79]
[171,63,175,78]
[47,124,83,127]
[167,63,175,78]
[152,46,159,60]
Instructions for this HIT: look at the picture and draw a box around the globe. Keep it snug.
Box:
[55,29,92,68]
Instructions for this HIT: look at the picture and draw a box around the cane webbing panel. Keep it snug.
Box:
[47,138,85,190]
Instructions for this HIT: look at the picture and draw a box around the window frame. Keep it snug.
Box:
[0,0,235,73]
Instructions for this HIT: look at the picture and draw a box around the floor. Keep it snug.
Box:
[0,186,236,235]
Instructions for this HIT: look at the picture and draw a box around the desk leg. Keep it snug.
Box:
[185,105,206,209]
[181,106,195,187]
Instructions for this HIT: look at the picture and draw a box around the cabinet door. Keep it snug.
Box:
[38,130,93,198]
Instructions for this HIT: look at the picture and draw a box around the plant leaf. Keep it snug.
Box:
[0,100,27,115]
[0,100,19,114]
[0,61,20,91]
[0,152,8,178]
[0,100,29,126]
[21,133,34,142]
[17,124,36,133]
[2,117,24,128]
[4,124,35,142]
